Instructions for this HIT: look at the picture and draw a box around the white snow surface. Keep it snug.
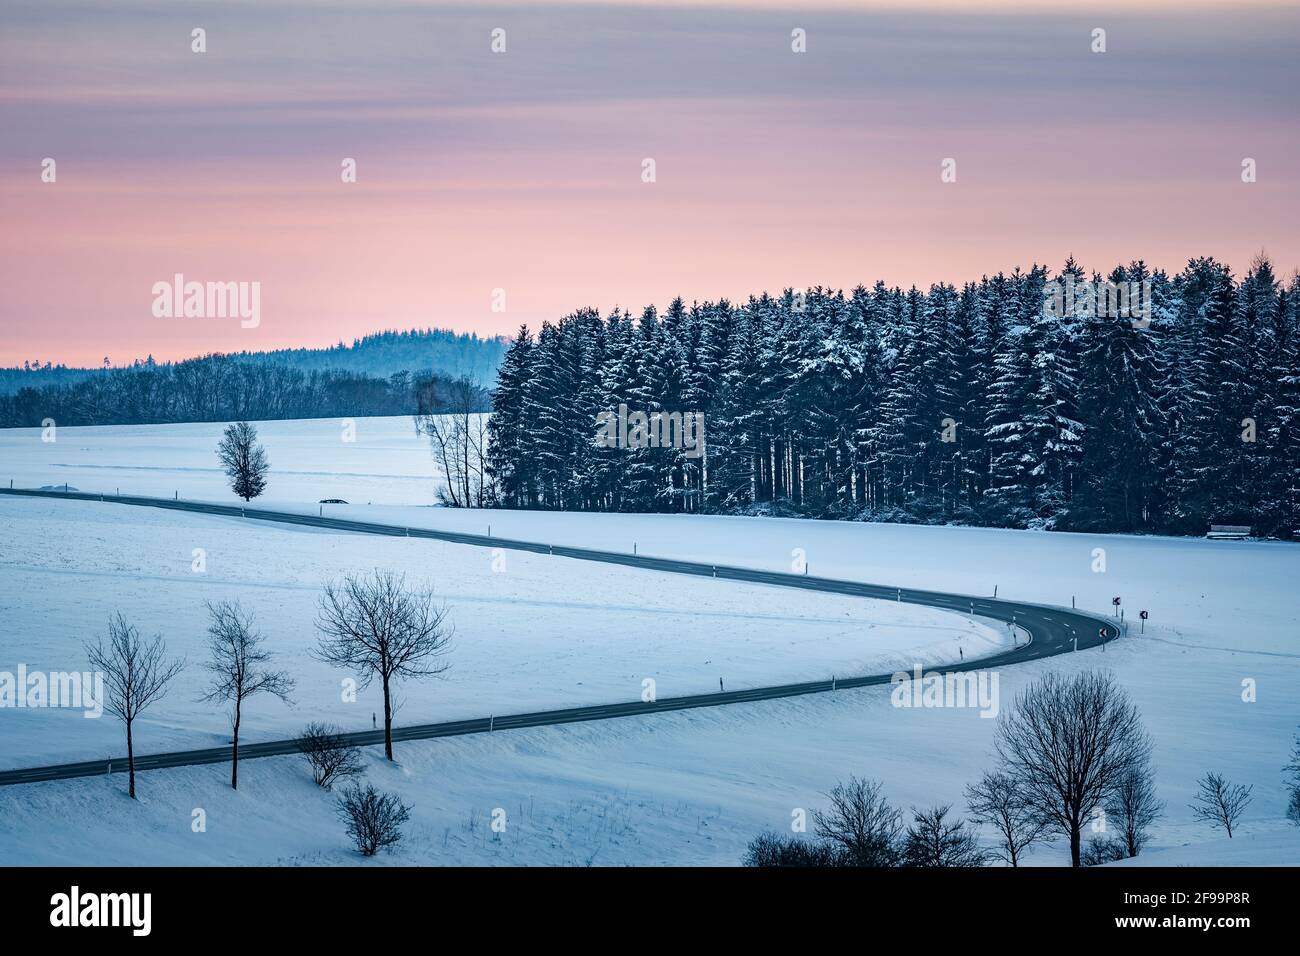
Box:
[1,415,1297,866]
[0,497,1005,768]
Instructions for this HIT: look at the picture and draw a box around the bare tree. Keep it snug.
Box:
[313,570,452,761]
[414,376,490,507]
[994,670,1153,867]
[813,776,902,867]
[85,614,185,798]
[199,601,294,790]
[1190,772,1253,838]
[965,770,1050,867]
[217,420,269,501]
[902,805,988,868]
[337,783,411,856]
[1106,764,1163,857]
[296,722,365,790]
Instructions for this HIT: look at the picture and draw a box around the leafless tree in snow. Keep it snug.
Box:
[313,570,452,761]
[1106,764,1163,857]
[965,770,1050,867]
[1190,772,1253,838]
[296,721,365,790]
[994,670,1152,867]
[85,614,186,799]
[414,376,491,507]
[199,600,294,790]
[813,776,903,867]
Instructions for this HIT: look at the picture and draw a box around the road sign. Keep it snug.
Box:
[1139,610,1149,620]
[1098,627,1107,638]
[1112,596,1121,606]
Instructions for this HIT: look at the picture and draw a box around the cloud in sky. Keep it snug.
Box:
[2,0,1297,364]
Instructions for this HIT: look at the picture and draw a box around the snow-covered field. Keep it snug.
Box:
[0,496,1005,768]
[0,416,435,506]
[1,416,1297,866]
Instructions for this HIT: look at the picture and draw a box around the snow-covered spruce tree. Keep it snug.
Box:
[982,271,1042,526]
[478,257,1290,536]
[484,326,536,508]
[1157,258,1232,532]
[1262,276,1300,537]
[216,420,269,502]
[594,309,637,509]
[1069,266,1160,532]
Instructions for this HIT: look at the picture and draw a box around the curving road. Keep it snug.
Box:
[0,487,1120,787]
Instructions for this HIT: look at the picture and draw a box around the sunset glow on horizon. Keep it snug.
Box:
[2,0,1297,366]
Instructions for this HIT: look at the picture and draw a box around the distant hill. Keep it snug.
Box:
[229,328,507,383]
[0,327,507,396]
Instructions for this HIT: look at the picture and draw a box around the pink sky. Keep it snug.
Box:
[2,1,1297,367]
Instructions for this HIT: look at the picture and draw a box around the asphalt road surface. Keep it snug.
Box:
[0,487,1119,787]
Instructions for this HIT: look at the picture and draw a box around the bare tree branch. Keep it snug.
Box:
[85,613,185,799]
[313,570,452,761]
[965,770,1050,866]
[200,600,294,790]
[1190,772,1252,838]
[994,670,1152,867]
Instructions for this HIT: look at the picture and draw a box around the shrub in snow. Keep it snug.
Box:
[336,783,411,856]
[297,721,365,790]
[1286,732,1300,827]
[901,805,987,868]
[1081,836,1127,867]
[743,833,843,867]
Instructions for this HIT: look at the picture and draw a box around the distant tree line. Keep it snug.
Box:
[0,327,506,396]
[0,352,490,427]
[486,256,1300,537]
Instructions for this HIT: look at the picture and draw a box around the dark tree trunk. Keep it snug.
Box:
[126,718,136,799]
[231,707,241,790]
[382,677,394,761]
